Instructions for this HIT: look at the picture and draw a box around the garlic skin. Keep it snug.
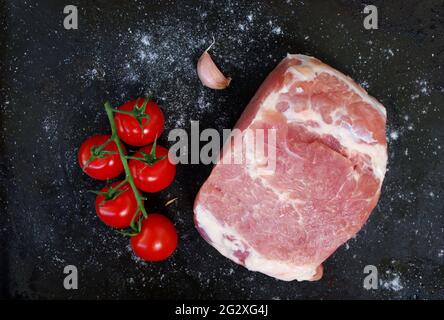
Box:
[197,49,231,90]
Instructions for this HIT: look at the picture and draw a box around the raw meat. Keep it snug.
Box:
[194,54,387,281]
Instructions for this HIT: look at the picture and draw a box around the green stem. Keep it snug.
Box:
[112,178,128,191]
[82,138,114,170]
[124,155,146,161]
[104,102,148,220]
[112,109,136,116]
[96,137,113,152]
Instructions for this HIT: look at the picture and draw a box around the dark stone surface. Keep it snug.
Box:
[0,0,443,299]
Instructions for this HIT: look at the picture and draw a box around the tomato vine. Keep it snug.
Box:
[79,98,178,261]
[104,101,148,235]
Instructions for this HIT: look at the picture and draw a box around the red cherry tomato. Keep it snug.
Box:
[78,134,126,180]
[131,214,178,261]
[95,181,141,228]
[128,144,176,193]
[114,98,165,147]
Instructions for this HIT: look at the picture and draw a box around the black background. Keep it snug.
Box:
[0,0,443,299]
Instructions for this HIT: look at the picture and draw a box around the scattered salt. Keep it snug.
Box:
[389,131,399,140]
[360,80,369,90]
[141,35,150,46]
[416,79,431,96]
[381,275,404,291]
[271,26,282,35]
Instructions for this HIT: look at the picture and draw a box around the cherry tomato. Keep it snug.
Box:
[114,98,165,147]
[128,143,176,193]
[131,214,178,261]
[78,134,126,180]
[95,181,141,228]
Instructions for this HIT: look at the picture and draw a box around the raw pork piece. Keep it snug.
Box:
[194,54,387,281]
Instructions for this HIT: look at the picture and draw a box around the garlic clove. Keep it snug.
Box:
[197,43,231,90]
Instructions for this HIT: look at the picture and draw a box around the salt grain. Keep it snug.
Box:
[389,131,399,140]
[381,274,404,291]
[271,26,282,35]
